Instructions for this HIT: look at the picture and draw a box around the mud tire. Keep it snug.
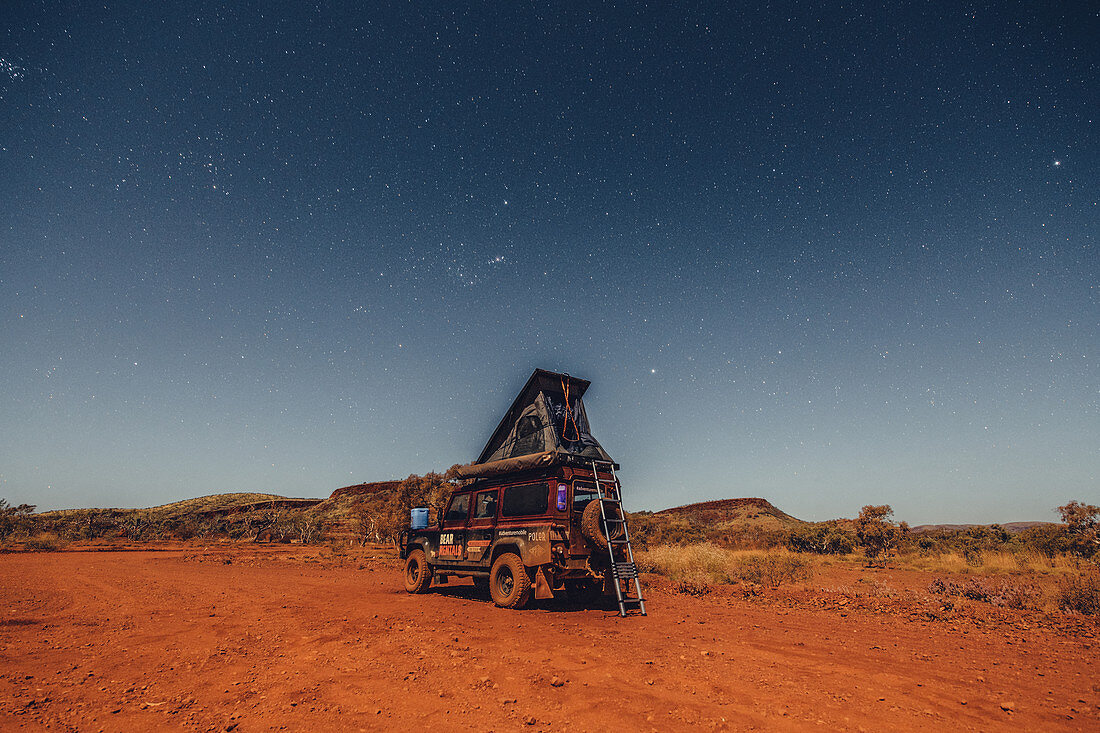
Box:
[489,553,532,609]
[581,500,624,548]
[403,549,432,594]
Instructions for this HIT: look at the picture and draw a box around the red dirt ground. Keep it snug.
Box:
[1,546,1096,732]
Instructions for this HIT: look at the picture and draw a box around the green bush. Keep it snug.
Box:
[0,499,36,540]
[785,521,856,555]
[1058,501,1099,560]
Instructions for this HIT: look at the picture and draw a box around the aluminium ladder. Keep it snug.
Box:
[590,459,647,617]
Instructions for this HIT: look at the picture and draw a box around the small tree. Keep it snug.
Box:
[786,521,857,555]
[121,513,145,541]
[1058,501,1099,560]
[0,499,36,540]
[256,502,286,542]
[295,514,326,544]
[270,517,295,543]
[395,472,451,521]
[855,505,902,565]
[145,518,170,541]
[64,509,117,540]
[350,502,376,546]
[368,472,456,547]
[195,518,223,539]
[235,513,258,541]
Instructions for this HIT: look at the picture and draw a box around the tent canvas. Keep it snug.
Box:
[474,368,614,466]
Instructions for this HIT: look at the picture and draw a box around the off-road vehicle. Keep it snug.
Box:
[399,369,645,615]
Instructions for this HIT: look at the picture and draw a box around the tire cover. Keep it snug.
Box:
[580,500,623,548]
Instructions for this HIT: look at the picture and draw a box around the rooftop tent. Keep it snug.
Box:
[455,369,614,479]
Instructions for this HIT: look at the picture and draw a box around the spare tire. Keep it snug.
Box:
[580,499,625,548]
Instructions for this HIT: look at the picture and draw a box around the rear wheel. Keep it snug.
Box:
[489,553,532,609]
[403,549,432,593]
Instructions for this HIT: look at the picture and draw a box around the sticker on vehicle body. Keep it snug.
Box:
[498,529,526,537]
[438,544,462,557]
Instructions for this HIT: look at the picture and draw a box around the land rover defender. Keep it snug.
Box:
[399,369,644,613]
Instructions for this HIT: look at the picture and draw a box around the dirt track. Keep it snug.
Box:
[1,546,1097,731]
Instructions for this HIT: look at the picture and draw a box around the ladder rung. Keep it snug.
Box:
[612,563,638,579]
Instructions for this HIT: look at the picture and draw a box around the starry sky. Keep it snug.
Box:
[1,2,1096,524]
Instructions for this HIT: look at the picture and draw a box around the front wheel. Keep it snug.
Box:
[404,549,432,593]
[489,553,532,609]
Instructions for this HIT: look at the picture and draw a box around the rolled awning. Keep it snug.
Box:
[452,450,618,479]
[452,451,562,479]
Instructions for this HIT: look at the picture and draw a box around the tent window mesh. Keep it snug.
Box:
[512,414,545,455]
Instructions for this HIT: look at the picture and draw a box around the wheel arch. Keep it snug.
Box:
[489,541,523,566]
[405,538,433,562]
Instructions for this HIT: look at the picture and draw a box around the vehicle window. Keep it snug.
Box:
[444,493,470,523]
[573,482,599,511]
[500,483,549,517]
[474,490,498,519]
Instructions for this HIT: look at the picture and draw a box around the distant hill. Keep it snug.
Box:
[909,521,1054,535]
[626,497,805,545]
[301,481,403,532]
[329,481,401,500]
[39,489,806,531]
[654,497,806,528]
[37,493,321,519]
[36,482,1054,545]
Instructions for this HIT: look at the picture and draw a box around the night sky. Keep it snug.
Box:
[1,2,1096,524]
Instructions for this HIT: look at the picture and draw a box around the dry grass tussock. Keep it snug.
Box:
[925,565,1100,615]
[636,543,814,590]
[899,550,1082,576]
[927,576,1042,610]
[22,532,68,552]
[1056,566,1100,615]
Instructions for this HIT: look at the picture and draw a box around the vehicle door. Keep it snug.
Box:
[439,492,471,562]
[570,480,600,555]
[466,489,498,565]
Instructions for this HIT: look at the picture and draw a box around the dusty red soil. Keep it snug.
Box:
[1,546,1097,732]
